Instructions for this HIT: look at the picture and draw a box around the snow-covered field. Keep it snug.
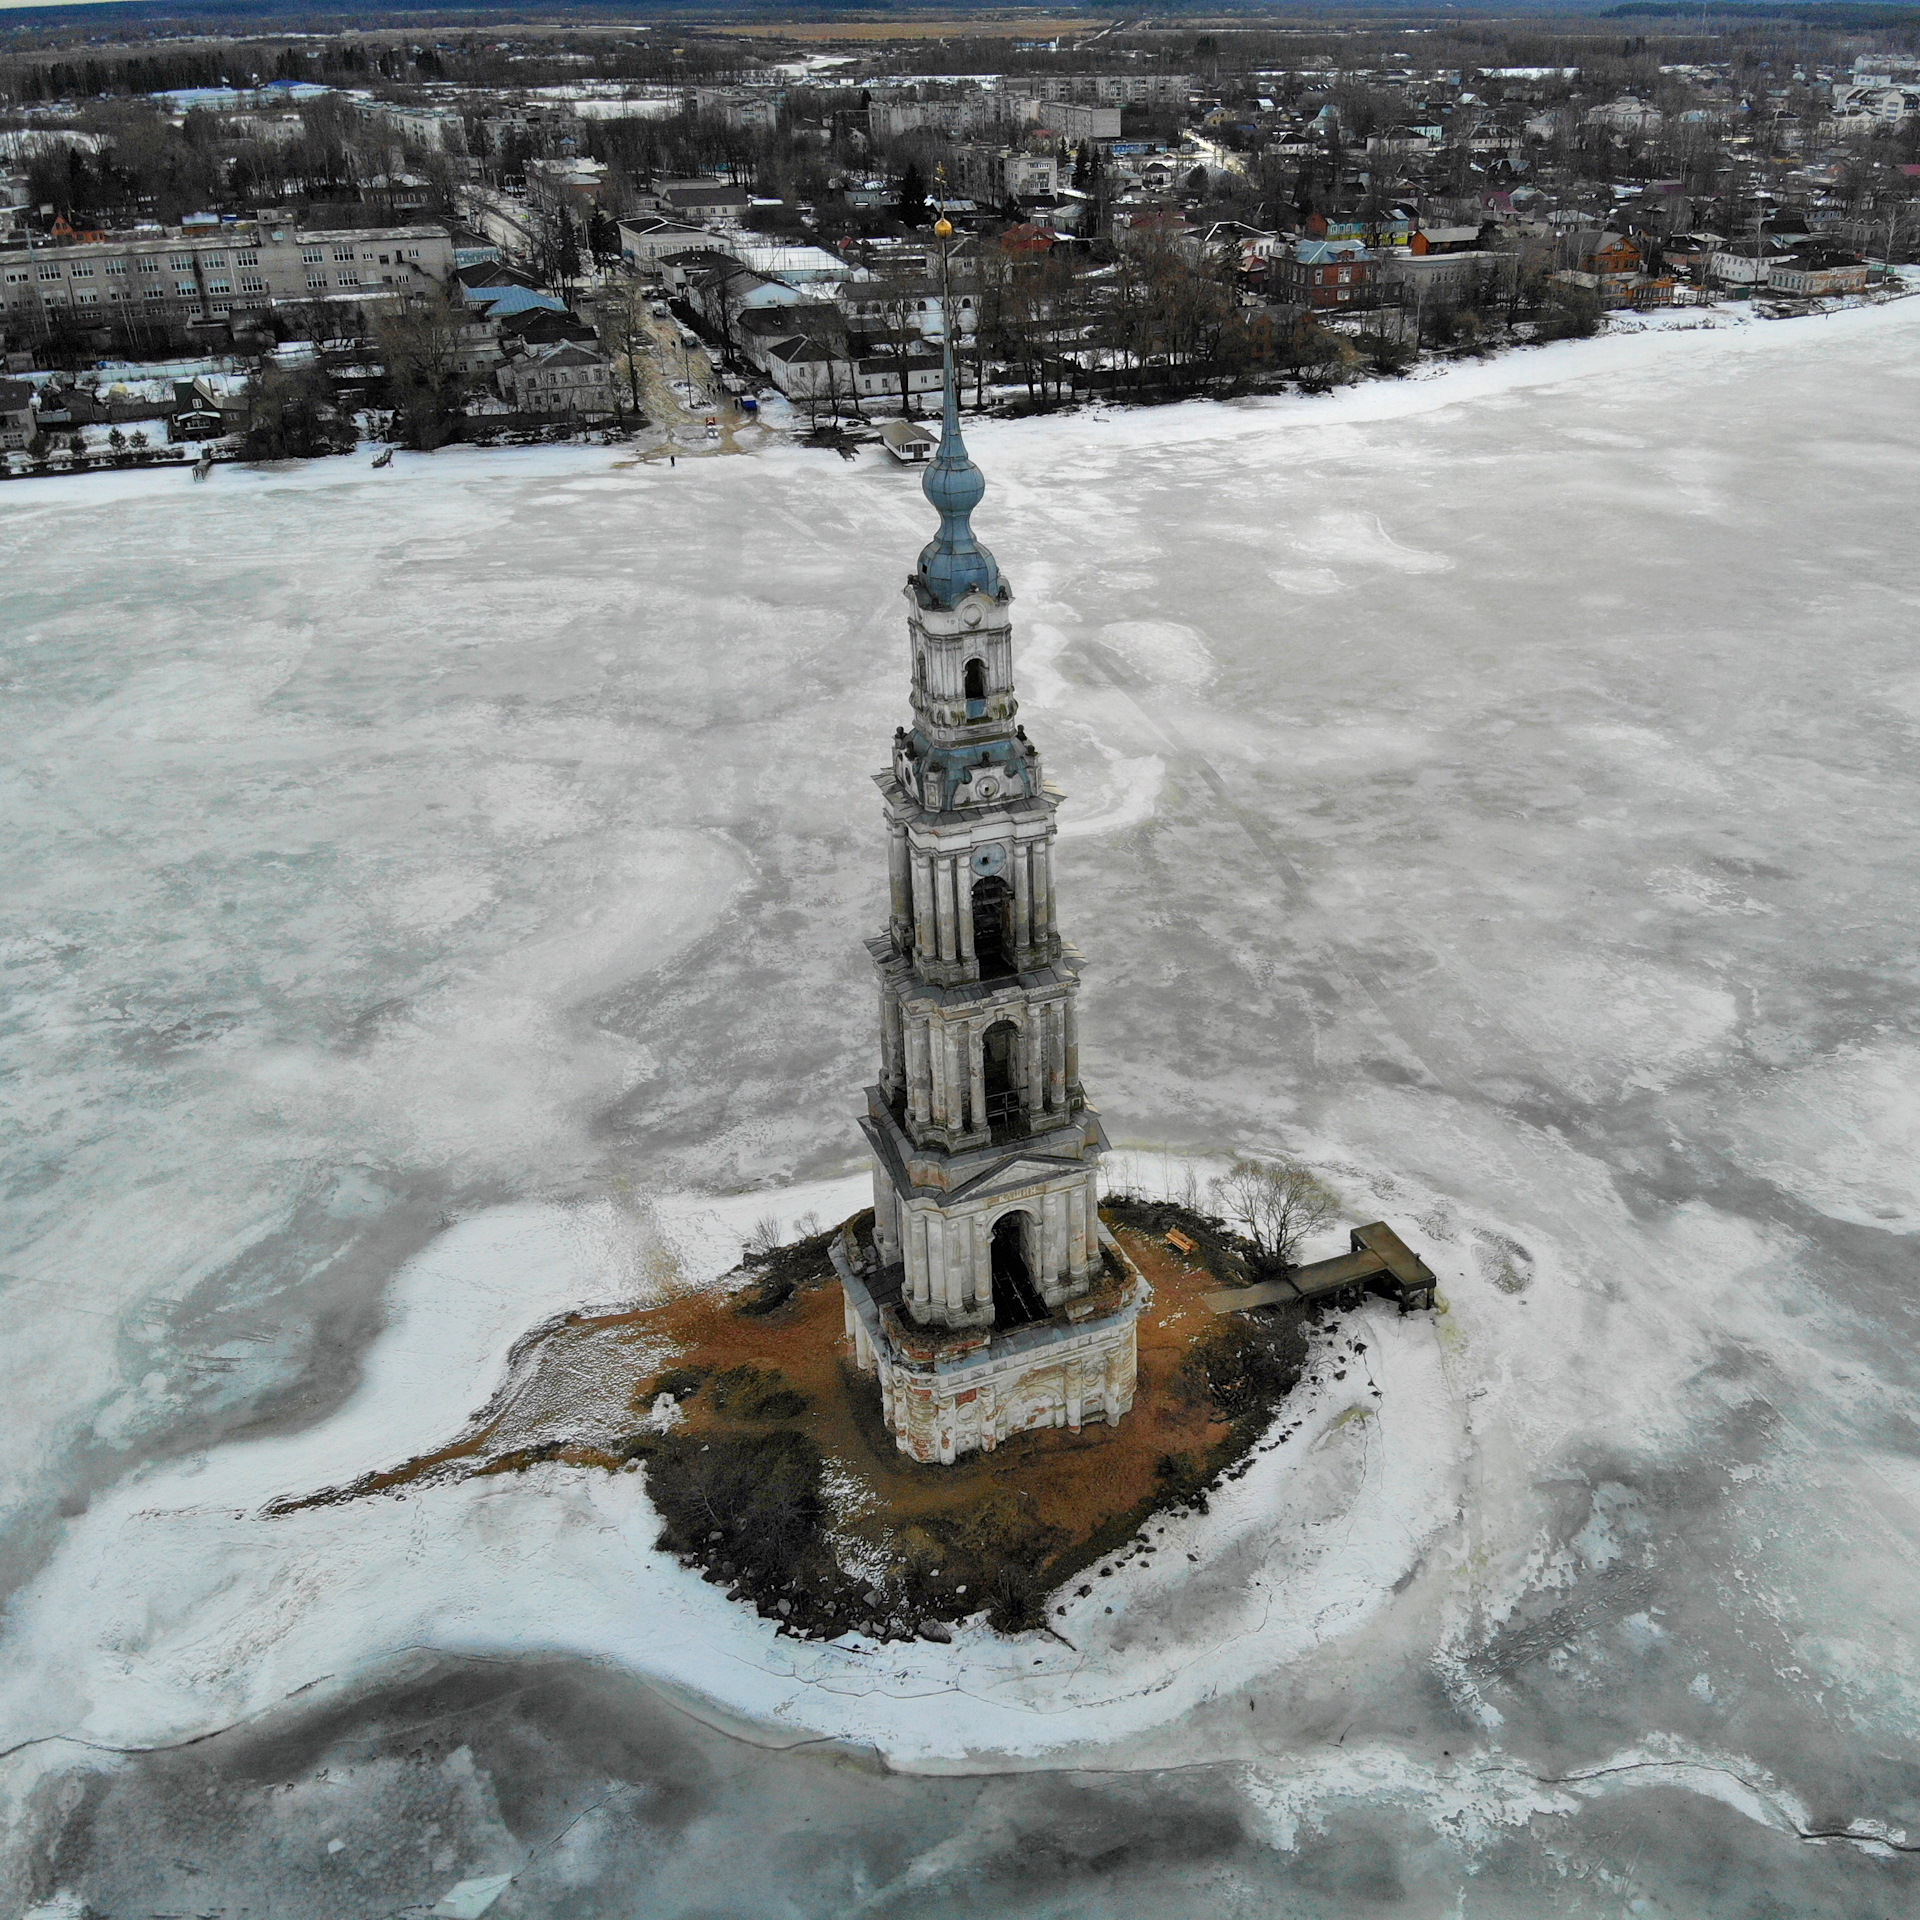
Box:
[4,302,1920,1916]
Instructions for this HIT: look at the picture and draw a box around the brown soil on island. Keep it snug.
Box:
[650,1221,1239,1544]
[274,1204,1311,1641]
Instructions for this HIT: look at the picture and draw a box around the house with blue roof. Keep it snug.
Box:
[1284,237,1377,309]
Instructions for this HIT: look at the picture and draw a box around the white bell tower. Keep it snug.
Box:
[835,325,1146,1465]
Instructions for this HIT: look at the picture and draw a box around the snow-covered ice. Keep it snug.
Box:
[5,301,1920,1914]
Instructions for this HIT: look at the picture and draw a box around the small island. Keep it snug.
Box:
[275,1188,1378,1642]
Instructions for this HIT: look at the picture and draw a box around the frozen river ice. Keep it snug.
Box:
[4,302,1920,1915]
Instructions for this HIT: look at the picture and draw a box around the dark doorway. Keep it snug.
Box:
[964,657,987,717]
[982,1018,1021,1136]
[972,876,1013,979]
[990,1211,1047,1327]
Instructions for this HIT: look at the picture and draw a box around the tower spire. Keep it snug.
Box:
[915,190,1000,609]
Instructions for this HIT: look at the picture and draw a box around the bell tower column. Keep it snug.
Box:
[888,820,912,948]
[843,281,1139,1463]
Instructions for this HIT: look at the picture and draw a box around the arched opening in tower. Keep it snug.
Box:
[963,656,987,718]
[972,876,1014,979]
[982,1017,1022,1135]
[990,1210,1047,1327]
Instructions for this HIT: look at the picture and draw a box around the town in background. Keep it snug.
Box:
[1,5,1915,469]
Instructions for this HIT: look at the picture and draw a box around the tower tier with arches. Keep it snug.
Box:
[834,345,1148,1466]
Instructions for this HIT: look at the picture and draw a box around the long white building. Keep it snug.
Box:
[1002,72,1191,107]
[0,219,454,342]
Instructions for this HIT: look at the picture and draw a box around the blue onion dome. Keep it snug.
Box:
[915,348,1001,607]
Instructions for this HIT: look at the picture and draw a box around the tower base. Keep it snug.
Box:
[833,1222,1149,1466]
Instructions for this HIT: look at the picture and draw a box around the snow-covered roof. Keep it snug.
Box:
[505,339,607,367]
[1295,239,1371,264]
[729,243,858,282]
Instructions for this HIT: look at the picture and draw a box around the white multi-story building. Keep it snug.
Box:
[0,220,454,339]
[689,86,785,132]
[1003,72,1191,108]
[839,278,978,345]
[617,215,731,270]
[1035,101,1123,142]
[868,93,1041,140]
[1853,52,1920,82]
[1708,245,1794,287]
[1828,81,1920,126]
[1585,97,1665,136]
[361,102,467,151]
[952,144,1062,205]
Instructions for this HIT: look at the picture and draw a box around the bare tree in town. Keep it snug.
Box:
[1211,1156,1339,1271]
[374,289,474,450]
[595,276,652,420]
[865,274,930,417]
[801,340,857,432]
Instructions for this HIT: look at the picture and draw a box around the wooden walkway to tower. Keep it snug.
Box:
[1203,1220,1438,1318]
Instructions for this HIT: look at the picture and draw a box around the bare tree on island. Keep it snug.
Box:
[1211,1157,1339,1272]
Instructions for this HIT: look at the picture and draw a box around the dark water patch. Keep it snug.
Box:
[17,1647,1904,1918]
[0,1171,497,1612]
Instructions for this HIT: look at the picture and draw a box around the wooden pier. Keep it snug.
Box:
[1203,1221,1438,1317]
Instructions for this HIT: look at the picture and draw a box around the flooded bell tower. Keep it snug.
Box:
[833,231,1147,1465]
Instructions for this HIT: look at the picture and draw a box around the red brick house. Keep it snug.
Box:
[1285,239,1376,308]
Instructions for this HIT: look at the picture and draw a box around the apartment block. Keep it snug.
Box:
[1003,73,1191,108]
[952,145,1062,205]
[868,94,1041,140]
[1035,101,1124,142]
[0,220,455,341]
